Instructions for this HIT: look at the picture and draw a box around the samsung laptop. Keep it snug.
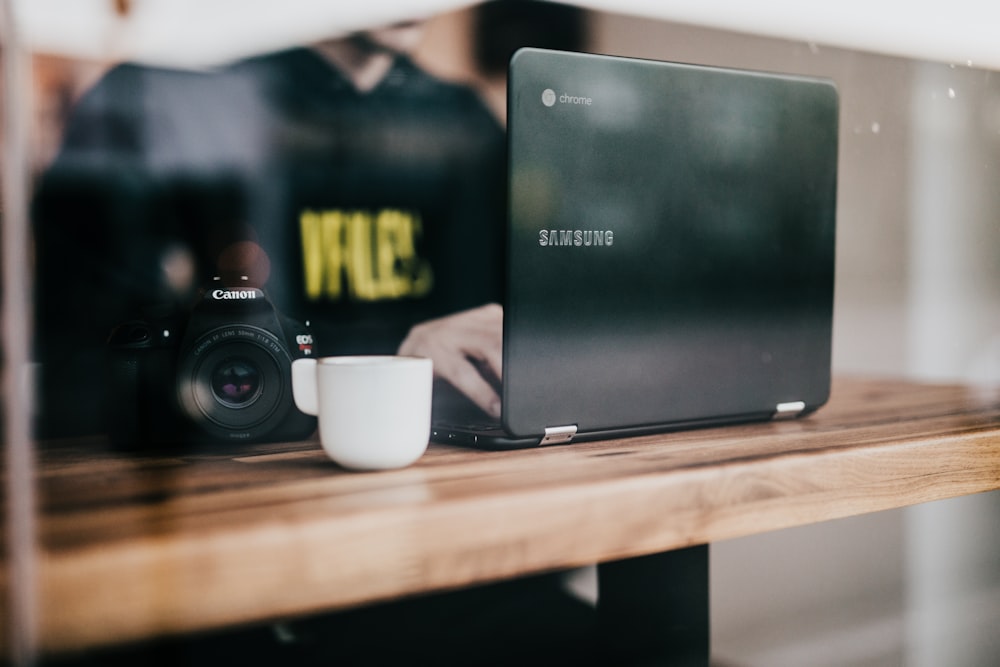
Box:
[432,48,839,449]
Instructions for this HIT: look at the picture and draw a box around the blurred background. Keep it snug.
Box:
[5,1,1000,665]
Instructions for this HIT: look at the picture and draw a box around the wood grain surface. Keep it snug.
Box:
[3,376,999,654]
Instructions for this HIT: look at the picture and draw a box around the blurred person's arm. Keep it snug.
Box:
[31,63,249,437]
[33,66,159,437]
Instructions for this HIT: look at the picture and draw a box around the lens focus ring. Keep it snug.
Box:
[176,325,293,439]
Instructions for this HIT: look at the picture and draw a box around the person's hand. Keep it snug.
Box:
[397,303,503,418]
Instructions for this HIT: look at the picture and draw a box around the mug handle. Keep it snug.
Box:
[291,358,318,416]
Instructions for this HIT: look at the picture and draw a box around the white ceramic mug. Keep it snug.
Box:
[291,355,433,470]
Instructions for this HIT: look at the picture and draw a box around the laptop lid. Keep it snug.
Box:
[501,48,839,442]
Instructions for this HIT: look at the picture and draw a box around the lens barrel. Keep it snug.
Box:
[176,325,294,439]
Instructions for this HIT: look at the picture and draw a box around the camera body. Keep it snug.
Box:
[107,280,316,447]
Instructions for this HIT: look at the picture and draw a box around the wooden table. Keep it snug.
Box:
[4,376,1000,659]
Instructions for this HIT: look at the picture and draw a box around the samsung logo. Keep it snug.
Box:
[538,230,614,247]
[211,289,258,300]
[542,88,593,107]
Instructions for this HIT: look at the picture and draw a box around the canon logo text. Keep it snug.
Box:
[211,289,258,300]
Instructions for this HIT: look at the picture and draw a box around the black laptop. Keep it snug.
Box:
[432,48,839,449]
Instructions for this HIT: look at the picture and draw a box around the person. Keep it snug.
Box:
[32,21,506,438]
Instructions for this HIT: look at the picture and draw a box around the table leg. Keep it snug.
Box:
[597,545,710,666]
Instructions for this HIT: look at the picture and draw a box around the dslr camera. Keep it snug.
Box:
[107,278,316,447]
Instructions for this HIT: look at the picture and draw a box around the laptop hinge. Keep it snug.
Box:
[541,424,577,446]
[774,401,806,420]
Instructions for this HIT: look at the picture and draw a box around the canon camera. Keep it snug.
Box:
[107,278,316,447]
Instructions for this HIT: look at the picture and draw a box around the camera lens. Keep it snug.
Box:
[177,325,292,438]
[210,358,262,408]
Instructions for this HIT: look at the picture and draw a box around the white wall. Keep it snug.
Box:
[904,61,1000,667]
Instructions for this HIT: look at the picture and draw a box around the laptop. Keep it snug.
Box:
[432,48,839,449]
